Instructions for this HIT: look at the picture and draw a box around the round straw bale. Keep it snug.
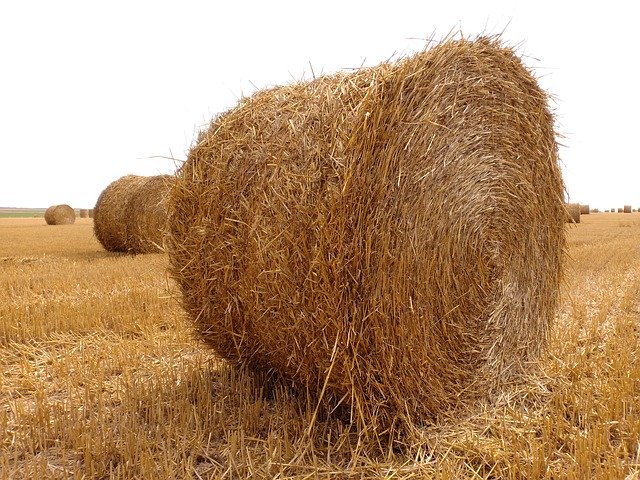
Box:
[124,175,173,253]
[623,205,632,213]
[79,209,89,218]
[579,204,590,215]
[93,175,172,253]
[88,209,94,218]
[44,204,76,225]
[166,37,566,429]
[618,207,624,213]
[565,203,580,223]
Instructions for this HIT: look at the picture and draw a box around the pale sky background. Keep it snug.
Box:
[0,1,637,210]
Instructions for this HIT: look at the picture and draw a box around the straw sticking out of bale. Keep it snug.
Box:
[44,204,76,225]
[579,204,590,215]
[565,203,580,223]
[79,209,89,218]
[93,175,172,253]
[166,36,566,430]
[623,205,632,213]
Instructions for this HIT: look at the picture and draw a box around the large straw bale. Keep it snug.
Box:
[44,204,76,225]
[166,37,566,430]
[565,203,580,223]
[623,205,632,213]
[93,174,172,253]
[579,204,590,215]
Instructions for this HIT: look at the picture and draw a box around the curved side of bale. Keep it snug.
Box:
[579,204,590,215]
[93,175,148,252]
[565,203,580,223]
[79,209,89,218]
[123,175,173,253]
[44,204,76,225]
[166,37,566,429]
[624,205,632,213]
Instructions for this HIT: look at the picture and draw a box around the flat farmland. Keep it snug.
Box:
[1,214,639,479]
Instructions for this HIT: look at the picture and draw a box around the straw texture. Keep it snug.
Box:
[93,175,172,253]
[565,203,580,223]
[44,204,76,225]
[167,37,566,430]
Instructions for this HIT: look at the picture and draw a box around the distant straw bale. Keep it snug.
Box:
[579,204,590,215]
[88,209,94,218]
[79,209,89,218]
[166,37,566,430]
[44,204,76,225]
[623,205,632,213]
[565,203,580,223]
[618,208,624,213]
[93,175,172,253]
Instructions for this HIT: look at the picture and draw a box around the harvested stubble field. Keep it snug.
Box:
[1,214,640,479]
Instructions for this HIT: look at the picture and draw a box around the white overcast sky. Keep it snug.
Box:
[0,1,637,210]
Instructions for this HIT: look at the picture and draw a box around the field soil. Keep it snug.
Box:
[1,214,639,479]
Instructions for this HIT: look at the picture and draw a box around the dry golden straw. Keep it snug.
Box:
[565,203,580,223]
[623,205,632,213]
[167,37,566,431]
[88,209,94,218]
[79,209,89,218]
[93,175,172,253]
[579,204,590,215]
[44,204,76,225]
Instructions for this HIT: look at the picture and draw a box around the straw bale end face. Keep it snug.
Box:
[44,204,76,225]
[166,36,566,431]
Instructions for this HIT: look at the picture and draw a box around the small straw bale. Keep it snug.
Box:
[565,203,581,223]
[93,174,172,253]
[623,205,632,213]
[579,204,590,215]
[79,209,89,218]
[88,209,94,218]
[166,37,566,430]
[44,204,76,225]
[618,207,624,213]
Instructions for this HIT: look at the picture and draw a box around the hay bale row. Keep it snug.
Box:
[166,37,566,430]
[93,175,172,253]
[44,204,76,225]
[565,203,580,223]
